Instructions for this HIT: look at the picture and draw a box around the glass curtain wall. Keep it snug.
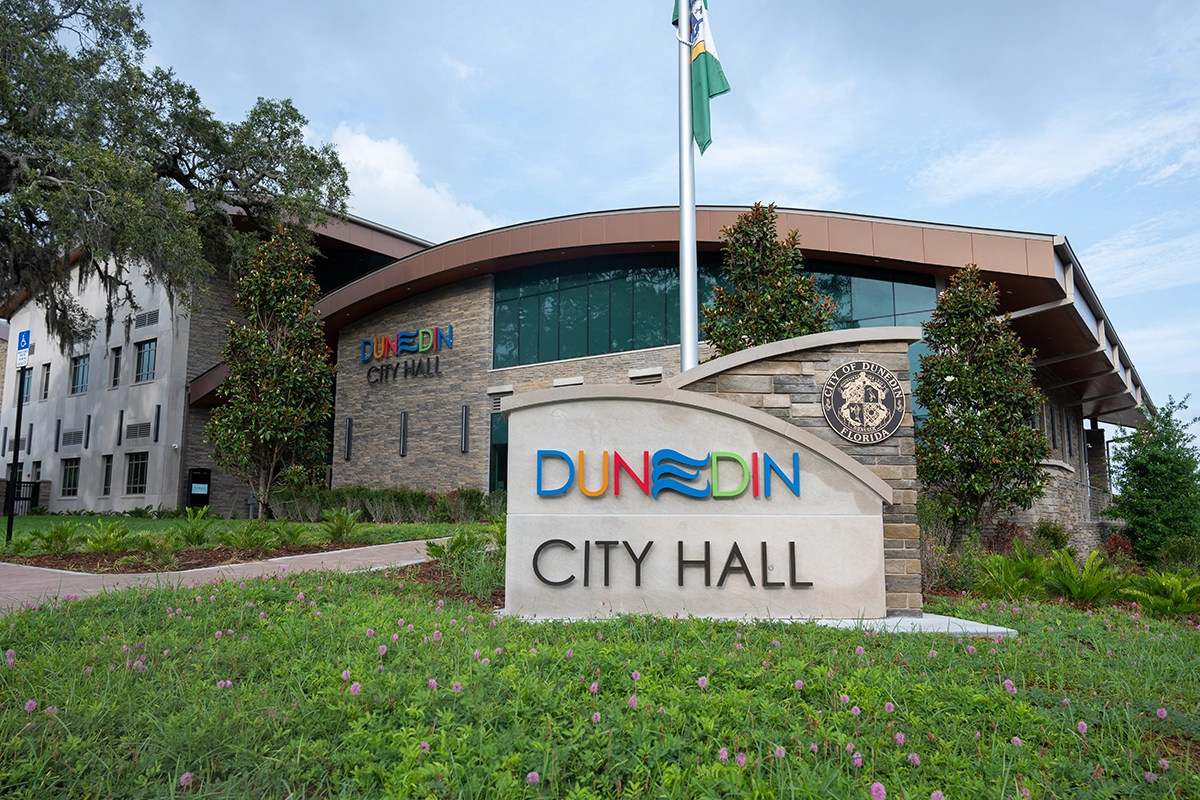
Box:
[488,254,938,490]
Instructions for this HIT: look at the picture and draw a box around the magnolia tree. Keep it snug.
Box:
[207,230,335,517]
[914,265,1050,546]
[700,203,833,358]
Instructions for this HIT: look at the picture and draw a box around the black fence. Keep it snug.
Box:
[4,480,41,516]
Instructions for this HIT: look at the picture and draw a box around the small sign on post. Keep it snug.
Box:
[14,329,29,368]
[6,331,30,544]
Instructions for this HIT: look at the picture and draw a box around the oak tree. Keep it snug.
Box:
[1,0,348,344]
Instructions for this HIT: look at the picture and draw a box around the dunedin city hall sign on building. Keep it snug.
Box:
[503,356,903,620]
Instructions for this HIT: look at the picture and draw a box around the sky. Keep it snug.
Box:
[138,0,1200,423]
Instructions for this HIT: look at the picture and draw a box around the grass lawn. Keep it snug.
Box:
[2,570,1197,798]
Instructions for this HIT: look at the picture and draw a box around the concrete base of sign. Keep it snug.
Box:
[811,613,1018,638]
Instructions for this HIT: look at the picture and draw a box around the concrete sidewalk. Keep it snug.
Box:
[0,539,439,612]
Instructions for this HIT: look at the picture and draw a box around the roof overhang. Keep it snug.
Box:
[187,206,1151,425]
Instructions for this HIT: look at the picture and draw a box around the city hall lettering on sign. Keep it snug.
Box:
[361,324,453,384]
[503,386,894,620]
[531,538,814,590]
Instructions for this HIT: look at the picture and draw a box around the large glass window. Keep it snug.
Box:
[69,355,89,394]
[40,364,50,400]
[125,452,148,494]
[111,346,122,387]
[493,254,723,368]
[61,458,80,497]
[135,339,156,382]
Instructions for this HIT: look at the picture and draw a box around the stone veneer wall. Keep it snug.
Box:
[669,329,923,617]
[988,374,1114,554]
[181,273,251,516]
[332,276,494,493]
[183,406,256,518]
[487,343,712,393]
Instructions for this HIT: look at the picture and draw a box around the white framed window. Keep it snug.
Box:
[125,452,148,494]
[70,355,89,394]
[134,339,156,382]
[61,458,80,497]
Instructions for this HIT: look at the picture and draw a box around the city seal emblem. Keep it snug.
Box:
[821,360,906,444]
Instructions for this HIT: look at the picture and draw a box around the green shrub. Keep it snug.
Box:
[320,507,362,543]
[124,505,153,519]
[1156,535,1200,572]
[82,520,132,554]
[220,521,279,555]
[31,520,81,555]
[1122,569,1200,617]
[937,539,984,593]
[1033,518,1070,551]
[918,495,956,592]
[427,523,506,603]
[446,487,488,522]
[1043,550,1121,605]
[171,506,215,547]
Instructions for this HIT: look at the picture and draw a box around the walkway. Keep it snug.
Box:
[0,539,437,612]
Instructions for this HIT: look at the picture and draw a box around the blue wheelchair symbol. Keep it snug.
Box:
[16,330,30,350]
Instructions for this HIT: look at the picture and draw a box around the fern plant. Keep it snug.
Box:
[220,521,279,555]
[1122,569,1200,617]
[82,520,132,554]
[171,506,215,547]
[977,539,1047,599]
[31,521,81,555]
[126,532,182,570]
[319,507,362,544]
[1043,550,1121,605]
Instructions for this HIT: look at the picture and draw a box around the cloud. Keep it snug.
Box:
[1079,216,1200,299]
[914,107,1200,203]
[441,55,476,80]
[331,124,503,243]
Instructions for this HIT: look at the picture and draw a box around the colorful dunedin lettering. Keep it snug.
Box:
[361,325,453,362]
[535,449,801,499]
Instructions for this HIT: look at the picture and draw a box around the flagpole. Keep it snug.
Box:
[678,23,699,373]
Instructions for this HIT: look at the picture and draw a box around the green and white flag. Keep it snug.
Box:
[672,0,731,154]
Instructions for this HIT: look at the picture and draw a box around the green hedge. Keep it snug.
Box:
[270,485,504,524]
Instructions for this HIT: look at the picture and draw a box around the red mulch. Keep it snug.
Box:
[1,541,378,574]
[390,560,505,610]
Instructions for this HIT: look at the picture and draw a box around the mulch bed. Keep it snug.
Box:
[391,560,505,610]
[2,540,379,574]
